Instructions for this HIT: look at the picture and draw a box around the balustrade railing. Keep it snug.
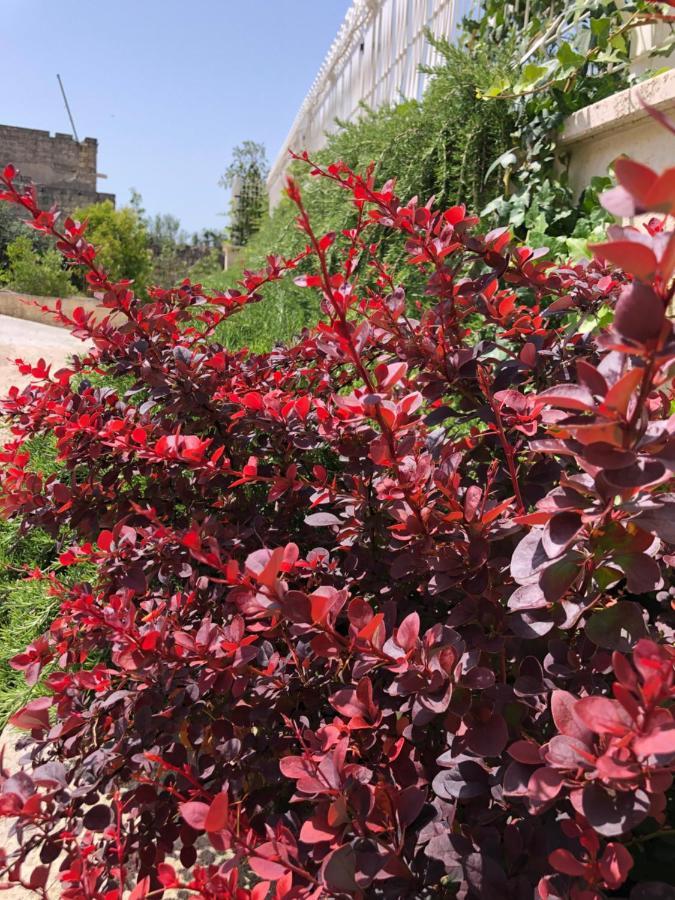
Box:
[267,0,480,205]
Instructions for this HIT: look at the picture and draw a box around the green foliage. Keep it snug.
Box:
[0,204,27,267]
[145,211,189,287]
[204,2,671,353]
[524,175,613,259]
[0,235,75,297]
[0,519,57,725]
[206,40,515,350]
[472,0,664,231]
[129,190,225,289]
[72,200,151,292]
[0,435,61,725]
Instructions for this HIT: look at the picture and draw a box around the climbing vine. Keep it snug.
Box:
[470,0,674,237]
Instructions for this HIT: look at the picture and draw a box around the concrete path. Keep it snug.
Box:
[0,313,89,396]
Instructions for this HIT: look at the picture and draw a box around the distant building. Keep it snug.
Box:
[267,0,479,207]
[0,124,115,213]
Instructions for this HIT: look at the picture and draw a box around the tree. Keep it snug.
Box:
[219,140,269,246]
[72,199,151,291]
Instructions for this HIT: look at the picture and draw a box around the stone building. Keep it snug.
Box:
[0,124,115,213]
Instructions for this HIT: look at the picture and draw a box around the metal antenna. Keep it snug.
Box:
[56,74,80,143]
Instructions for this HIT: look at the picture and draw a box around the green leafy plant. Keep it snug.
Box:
[0,234,74,297]
[473,0,672,232]
[71,199,151,292]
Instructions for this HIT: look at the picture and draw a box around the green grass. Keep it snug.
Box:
[0,520,59,724]
[0,434,62,725]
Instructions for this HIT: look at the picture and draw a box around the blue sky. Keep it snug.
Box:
[2,1,349,232]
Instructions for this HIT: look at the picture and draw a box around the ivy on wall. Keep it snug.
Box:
[471,0,673,234]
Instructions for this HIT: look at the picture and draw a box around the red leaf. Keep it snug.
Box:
[574,696,632,736]
[551,691,593,742]
[249,849,289,881]
[157,864,178,888]
[97,530,114,552]
[204,792,229,833]
[508,740,542,765]
[129,877,151,900]
[549,848,588,878]
[537,383,595,411]
[180,801,210,830]
[395,611,420,651]
[614,158,657,207]
[598,842,633,889]
[527,767,563,802]
[632,723,675,757]
[8,697,51,732]
[613,284,665,344]
[590,241,657,281]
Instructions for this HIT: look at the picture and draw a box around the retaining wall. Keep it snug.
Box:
[0,289,106,328]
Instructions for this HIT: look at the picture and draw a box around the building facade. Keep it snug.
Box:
[267,0,478,207]
[0,124,115,213]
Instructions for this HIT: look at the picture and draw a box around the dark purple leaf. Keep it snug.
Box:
[466,713,508,757]
[463,852,508,896]
[432,761,489,800]
[634,504,675,544]
[540,552,583,602]
[585,602,648,651]
[584,443,636,470]
[321,845,358,893]
[581,782,650,836]
[511,530,549,584]
[508,583,548,611]
[83,804,112,831]
[542,511,582,558]
[397,785,426,828]
[305,512,341,527]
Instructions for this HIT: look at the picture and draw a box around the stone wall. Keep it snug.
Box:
[0,124,115,214]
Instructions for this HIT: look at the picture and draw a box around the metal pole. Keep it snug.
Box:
[56,74,80,143]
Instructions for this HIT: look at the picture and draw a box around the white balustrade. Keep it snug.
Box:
[267,0,479,206]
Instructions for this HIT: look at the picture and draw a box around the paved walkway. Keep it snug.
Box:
[0,313,88,396]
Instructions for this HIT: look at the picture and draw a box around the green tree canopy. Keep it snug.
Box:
[73,200,151,291]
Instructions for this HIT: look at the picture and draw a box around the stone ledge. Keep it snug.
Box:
[0,289,106,329]
[561,67,675,147]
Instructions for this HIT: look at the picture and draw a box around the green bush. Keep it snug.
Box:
[0,520,57,724]
[0,235,75,297]
[72,200,151,292]
[0,205,27,268]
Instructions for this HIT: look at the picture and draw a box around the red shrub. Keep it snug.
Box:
[0,145,673,899]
